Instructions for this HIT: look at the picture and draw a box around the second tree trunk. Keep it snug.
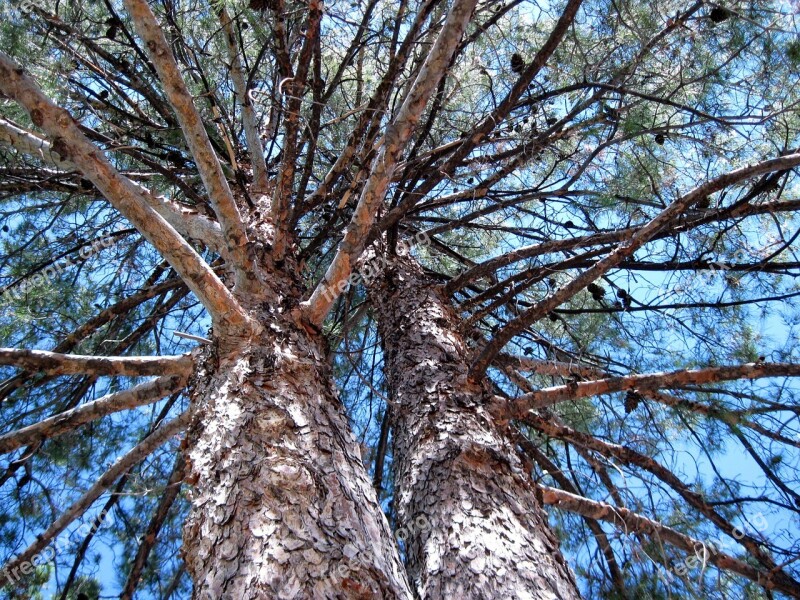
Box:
[366,247,581,599]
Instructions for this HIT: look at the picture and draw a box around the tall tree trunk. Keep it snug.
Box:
[181,274,412,599]
[365,246,581,599]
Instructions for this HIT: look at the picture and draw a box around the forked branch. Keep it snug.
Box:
[302,0,480,326]
[0,52,253,338]
[123,0,256,290]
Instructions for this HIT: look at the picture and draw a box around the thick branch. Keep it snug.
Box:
[0,349,193,378]
[490,362,800,420]
[300,0,437,215]
[376,0,585,234]
[0,375,187,454]
[270,0,324,259]
[0,53,252,337]
[0,116,74,170]
[0,101,216,247]
[123,0,255,288]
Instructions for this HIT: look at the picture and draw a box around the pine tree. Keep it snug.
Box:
[1,0,799,598]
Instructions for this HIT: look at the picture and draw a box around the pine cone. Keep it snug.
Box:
[510,53,525,74]
[624,390,642,414]
[709,7,731,23]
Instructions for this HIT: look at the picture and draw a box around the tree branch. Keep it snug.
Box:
[494,352,607,380]
[302,0,479,326]
[445,197,800,295]
[0,116,74,170]
[376,0,586,235]
[513,431,627,594]
[122,0,256,290]
[490,362,800,420]
[0,349,193,378]
[539,486,800,598]
[218,7,269,195]
[526,414,791,577]
[299,0,438,217]
[0,375,188,455]
[270,0,324,259]
[0,117,226,252]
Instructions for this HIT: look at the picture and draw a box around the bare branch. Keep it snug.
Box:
[0,116,74,170]
[641,389,800,449]
[299,0,438,215]
[218,7,269,195]
[0,375,187,455]
[494,352,607,380]
[0,348,193,378]
[526,414,791,576]
[490,363,800,420]
[271,0,324,259]
[376,0,586,234]
[539,486,800,598]
[0,117,225,253]
[513,431,626,594]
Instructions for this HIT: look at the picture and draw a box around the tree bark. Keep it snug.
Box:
[181,298,412,599]
[364,246,581,599]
